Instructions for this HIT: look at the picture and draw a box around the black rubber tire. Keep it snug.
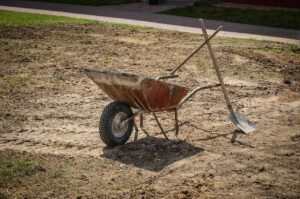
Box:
[99,101,133,146]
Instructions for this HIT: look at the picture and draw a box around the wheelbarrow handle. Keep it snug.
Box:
[199,19,232,110]
[155,74,179,80]
[170,25,223,75]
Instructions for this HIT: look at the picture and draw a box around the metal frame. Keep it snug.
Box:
[119,19,256,141]
[130,82,221,140]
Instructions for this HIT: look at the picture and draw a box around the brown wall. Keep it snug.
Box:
[223,0,300,9]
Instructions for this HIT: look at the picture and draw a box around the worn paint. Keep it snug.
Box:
[85,68,188,112]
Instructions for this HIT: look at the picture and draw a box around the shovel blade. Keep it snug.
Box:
[229,111,256,134]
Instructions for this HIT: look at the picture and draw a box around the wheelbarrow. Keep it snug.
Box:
[85,20,256,146]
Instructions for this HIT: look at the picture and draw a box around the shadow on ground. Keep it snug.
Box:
[101,136,203,172]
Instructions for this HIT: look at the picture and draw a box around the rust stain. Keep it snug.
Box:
[85,68,188,112]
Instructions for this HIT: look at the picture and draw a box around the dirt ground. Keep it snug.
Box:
[0,23,299,198]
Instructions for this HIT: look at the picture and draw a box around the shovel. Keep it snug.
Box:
[199,19,256,134]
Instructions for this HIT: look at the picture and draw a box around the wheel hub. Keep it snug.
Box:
[112,112,128,137]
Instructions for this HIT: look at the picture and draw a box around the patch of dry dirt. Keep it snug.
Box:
[0,24,299,198]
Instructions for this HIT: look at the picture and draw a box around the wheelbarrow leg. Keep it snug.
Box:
[152,113,169,140]
[174,109,179,137]
[133,120,139,141]
[140,114,144,128]
[139,114,150,137]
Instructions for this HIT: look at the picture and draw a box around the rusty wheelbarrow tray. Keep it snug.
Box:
[85,68,188,112]
[85,20,256,146]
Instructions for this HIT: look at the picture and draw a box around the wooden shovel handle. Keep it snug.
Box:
[199,19,233,109]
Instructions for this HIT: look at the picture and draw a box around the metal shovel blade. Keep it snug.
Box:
[199,19,256,135]
[229,111,256,134]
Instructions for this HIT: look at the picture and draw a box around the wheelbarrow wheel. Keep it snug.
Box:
[99,101,134,146]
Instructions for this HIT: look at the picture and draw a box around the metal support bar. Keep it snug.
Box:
[152,113,169,140]
[119,110,145,128]
[177,83,221,109]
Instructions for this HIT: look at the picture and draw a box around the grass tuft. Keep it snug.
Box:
[0,158,41,187]
[288,45,300,54]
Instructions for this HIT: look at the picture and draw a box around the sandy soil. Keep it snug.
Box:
[0,24,299,198]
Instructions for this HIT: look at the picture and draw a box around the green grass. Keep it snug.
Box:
[30,0,140,6]
[0,10,99,26]
[288,45,300,53]
[0,157,41,187]
[0,10,160,32]
[161,5,300,30]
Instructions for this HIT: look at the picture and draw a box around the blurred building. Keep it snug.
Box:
[220,0,299,9]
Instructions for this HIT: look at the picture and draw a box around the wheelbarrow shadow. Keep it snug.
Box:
[101,136,204,172]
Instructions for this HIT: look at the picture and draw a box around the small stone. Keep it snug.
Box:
[80,175,88,181]
[181,190,189,195]
[283,79,292,84]
[120,163,125,168]
[259,166,266,172]
[33,115,44,121]
[35,165,46,172]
